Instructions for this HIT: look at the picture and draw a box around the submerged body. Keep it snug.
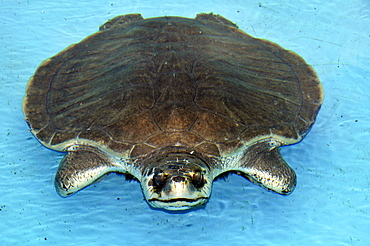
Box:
[23,13,323,210]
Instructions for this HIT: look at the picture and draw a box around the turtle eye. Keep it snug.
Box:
[192,171,205,188]
[152,172,166,188]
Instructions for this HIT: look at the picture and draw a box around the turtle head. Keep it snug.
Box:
[141,153,212,211]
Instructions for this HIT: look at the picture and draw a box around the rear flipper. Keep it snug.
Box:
[236,142,296,195]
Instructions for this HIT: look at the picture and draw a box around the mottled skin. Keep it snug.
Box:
[23,13,323,210]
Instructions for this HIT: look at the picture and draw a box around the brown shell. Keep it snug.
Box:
[23,13,323,159]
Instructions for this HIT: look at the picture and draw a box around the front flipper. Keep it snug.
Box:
[55,144,126,197]
[236,142,296,195]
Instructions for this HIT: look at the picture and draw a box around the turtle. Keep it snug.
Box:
[23,13,323,211]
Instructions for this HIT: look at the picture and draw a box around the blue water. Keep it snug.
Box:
[1,0,369,245]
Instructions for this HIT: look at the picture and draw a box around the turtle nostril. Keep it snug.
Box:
[172,176,185,183]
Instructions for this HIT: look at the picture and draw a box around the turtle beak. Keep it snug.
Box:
[145,173,211,210]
